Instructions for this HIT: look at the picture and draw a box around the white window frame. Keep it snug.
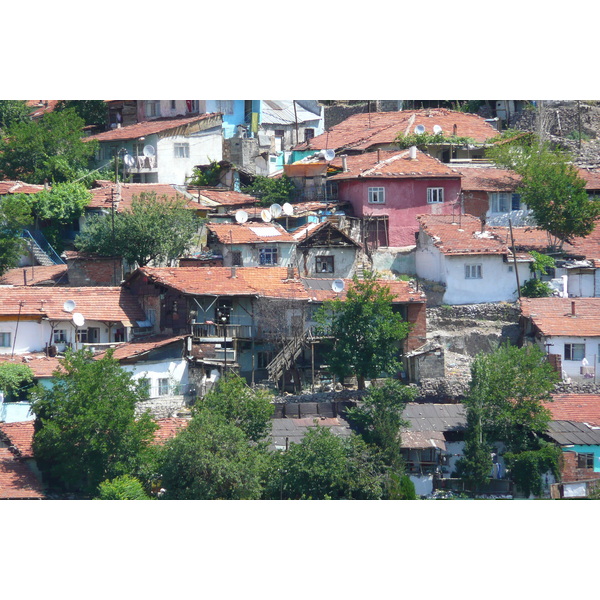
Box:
[53,329,67,344]
[145,100,160,118]
[565,343,585,361]
[427,187,444,204]
[174,142,190,158]
[368,187,385,204]
[465,264,482,279]
[259,247,278,266]
[490,192,512,214]
[0,332,11,347]
[158,378,170,397]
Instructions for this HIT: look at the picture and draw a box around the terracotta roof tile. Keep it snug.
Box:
[487,226,554,252]
[84,113,221,142]
[543,394,600,427]
[520,297,600,337]
[207,222,297,244]
[0,286,146,326]
[0,448,44,499]
[577,168,600,190]
[87,182,196,212]
[329,148,460,180]
[136,266,309,300]
[0,421,35,459]
[0,354,63,378]
[95,335,186,362]
[452,165,521,192]
[418,214,508,255]
[0,180,46,195]
[297,108,499,152]
[0,265,68,286]
[565,218,600,262]
[152,418,190,445]
[302,277,424,303]
[195,189,260,207]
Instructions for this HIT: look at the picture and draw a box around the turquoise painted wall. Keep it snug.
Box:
[563,445,600,472]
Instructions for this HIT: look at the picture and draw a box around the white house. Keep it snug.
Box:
[85,113,223,185]
[520,297,600,382]
[415,214,532,305]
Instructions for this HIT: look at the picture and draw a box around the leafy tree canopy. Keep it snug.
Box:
[96,475,150,500]
[0,362,35,401]
[0,108,98,184]
[488,137,600,249]
[0,100,31,131]
[242,174,297,207]
[75,192,200,267]
[31,349,158,496]
[315,271,411,389]
[0,194,33,276]
[55,100,108,127]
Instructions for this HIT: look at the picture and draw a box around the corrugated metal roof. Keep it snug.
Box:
[261,100,321,125]
[402,403,467,432]
[269,416,351,450]
[546,421,600,446]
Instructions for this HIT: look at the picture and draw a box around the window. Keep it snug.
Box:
[101,145,117,160]
[53,329,67,344]
[327,181,338,200]
[427,187,444,204]
[274,130,285,153]
[146,308,156,325]
[577,453,594,469]
[76,329,88,343]
[465,264,482,279]
[216,100,234,114]
[257,351,274,369]
[259,248,278,265]
[490,192,522,213]
[304,128,315,142]
[315,256,334,273]
[0,332,11,347]
[174,143,190,158]
[158,378,170,397]
[368,187,385,204]
[231,251,243,267]
[145,100,160,118]
[565,343,585,361]
[170,100,176,110]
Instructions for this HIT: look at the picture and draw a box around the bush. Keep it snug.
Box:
[520,278,553,298]
[96,475,150,500]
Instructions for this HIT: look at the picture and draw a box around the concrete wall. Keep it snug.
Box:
[371,247,416,275]
[541,335,600,381]
[297,247,357,278]
[216,243,296,269]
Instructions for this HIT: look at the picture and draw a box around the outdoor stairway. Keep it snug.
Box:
[266,327,315,383]
[22,230,65,266]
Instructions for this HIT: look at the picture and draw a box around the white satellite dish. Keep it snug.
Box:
[72,312,85,327]
[414,124,426,135]
[142,144,156,157]
[331,279,345,294]
[235,210,249,224]
[322,149,336,161]
[270,203,283,218]
[63,300,76,313]
[282,203,294,216]
[261,209,272,223]
[433,124,443,135]
[123,154,135,167]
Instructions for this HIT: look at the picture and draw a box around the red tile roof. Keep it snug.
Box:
[195,188,260,207]
[565,219,600,262]
[0,421,35,459]
[136,266,309,300]
[0,354,63,378]
[543,394,600,427]
[95,335,186,362]
[297,108,500,152]
[0,265,68,286]
[87,182,197,212]
[577,168,600,190]
[452,165,521,192]
[0,180,46,195]
[487,226,554,252]
[302,277,424,303]
[0,286,146,326]
[520,297,600,337]
[418,214,509,255]
[152,418,190,445]
[27,100,59,119]
[84,113,221,142]
[329,148,460,181]
[207,222,297,244]
[0,448,44,499]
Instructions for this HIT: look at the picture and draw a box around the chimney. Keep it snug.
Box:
[341,154,348,172]
[231,266,237,278]
[43,178,49,190]
[377,149,381,163]
[571,301,576,316]
[287,265,295,279]
[409,146,417,160]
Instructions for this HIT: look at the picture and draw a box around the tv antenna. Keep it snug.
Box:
[235,210,248,224]
[63,300,76,313]
[260,209,272,223]
[433,124,443,134]
[282,203,294,216]
[331,279,345,294]
[142,144,156,157]
[414,124,426,135]
[270,203,283,218]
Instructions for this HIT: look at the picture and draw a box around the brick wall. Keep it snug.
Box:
[66,255,123,286]
[462,191,489,219]
[406,302,427,352]
[561,450,599,482]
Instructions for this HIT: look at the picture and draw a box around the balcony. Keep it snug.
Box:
[191,322,255,341]
[124,155,158,174]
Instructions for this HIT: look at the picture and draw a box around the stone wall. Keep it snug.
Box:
[135,395,189,419]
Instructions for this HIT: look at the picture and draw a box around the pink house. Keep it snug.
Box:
[330,148,462,247]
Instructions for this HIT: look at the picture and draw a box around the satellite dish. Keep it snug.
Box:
[235,210,248,224]
[270,203,283,218]
[72,312,85,327]
[261,209,272,223]
[322,149,336,161]
[282,203,294,216]
[433,124,443,134]
[123,154,135,167]
[331,279,345,294]
[63,300,76,313]
[414,124,426,135]
[142,144,156,157]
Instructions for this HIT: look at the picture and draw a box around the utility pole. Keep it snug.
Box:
[509,218,521,299]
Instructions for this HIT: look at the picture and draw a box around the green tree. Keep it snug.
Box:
[0,194,33,276]
[242,174,297,207]
[271,426,385,500]
[504,444,562,497]
[160,410,268,500]
[0,100,31,131]
[346,379,415,469]
[55,100,107,127]
[75,192,200,267]
[0,108,98,184]
[96,475,150,500]
[0,362,35,402]
[31,349,158,496]
[199,373,274,443]
[488,138,600,250]
[315,272,411,389]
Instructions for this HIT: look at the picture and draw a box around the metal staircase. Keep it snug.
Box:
[22,230,65,266]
